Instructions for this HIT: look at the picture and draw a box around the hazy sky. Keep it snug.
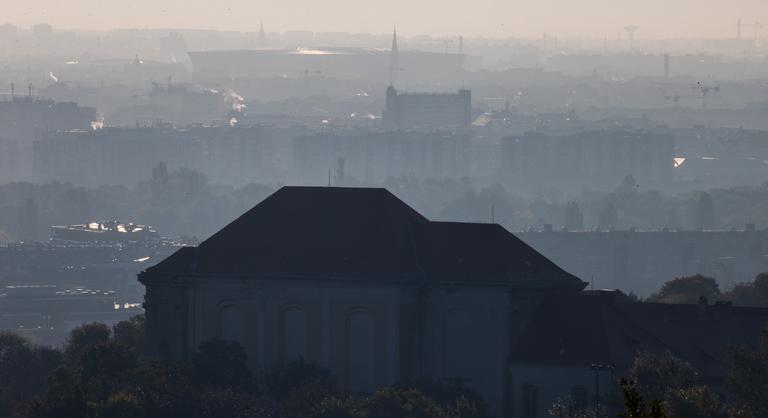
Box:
[6,0,768,38]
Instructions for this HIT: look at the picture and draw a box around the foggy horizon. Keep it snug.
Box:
[6,1,768,417]
[5,0,768,39]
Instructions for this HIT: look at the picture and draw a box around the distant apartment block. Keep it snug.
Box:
[293,131,472,184]
[0,95,96,181]
[501,130,674,193]
[34,125,303,187]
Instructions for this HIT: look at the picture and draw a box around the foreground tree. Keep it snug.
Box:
[663,386,724,418]
[63,322,111,366]
[726,328,768,416]
[261,358,338,418]
[192,338,252,389]
[723,273,768,308]
[626,351,726,417]
[397,379,488,418]
[3,318,487,418]
[548,397,604,418]
[112,314,145,353]
[646,275,720,305]
[0,332,62,417]
[618,379,665,418]
[628,351,697,401]
[360,387,445,418]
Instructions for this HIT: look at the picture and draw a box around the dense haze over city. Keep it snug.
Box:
[5,2,768,417]
[5,0,768,37]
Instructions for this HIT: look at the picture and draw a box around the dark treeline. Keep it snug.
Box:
[0,316,488,418]
[4,165,768,243]
[645,273,768,307]
[3,317,768,417]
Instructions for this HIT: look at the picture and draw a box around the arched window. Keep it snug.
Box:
[281,306,307,362]
[444,309,474,379]
[218,304,244,344]
[522,383,538,418]
[347,309,375,393]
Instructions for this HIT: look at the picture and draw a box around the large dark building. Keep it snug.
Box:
[383,86,472,131]
[140,186,585,417]
[139,187,768,417]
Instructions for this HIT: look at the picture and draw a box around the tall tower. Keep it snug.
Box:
[459,35,464,54]
[389,27,400,86]
[737,17,743,40]
[258,20,266,45]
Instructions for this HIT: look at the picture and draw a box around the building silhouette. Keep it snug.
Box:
[139,186,768,417]
[383,86,472,130]
[140,186,584,417]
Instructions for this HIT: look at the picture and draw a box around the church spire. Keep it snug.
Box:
[389,26,400,86]
[391,26,399,54]
[258,20,265,45]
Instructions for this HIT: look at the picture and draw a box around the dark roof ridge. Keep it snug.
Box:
[142,186,584,287]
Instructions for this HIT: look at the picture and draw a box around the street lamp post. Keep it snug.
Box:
[590,364,614,418]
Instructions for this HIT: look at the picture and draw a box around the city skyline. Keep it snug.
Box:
[4,0,768,39]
